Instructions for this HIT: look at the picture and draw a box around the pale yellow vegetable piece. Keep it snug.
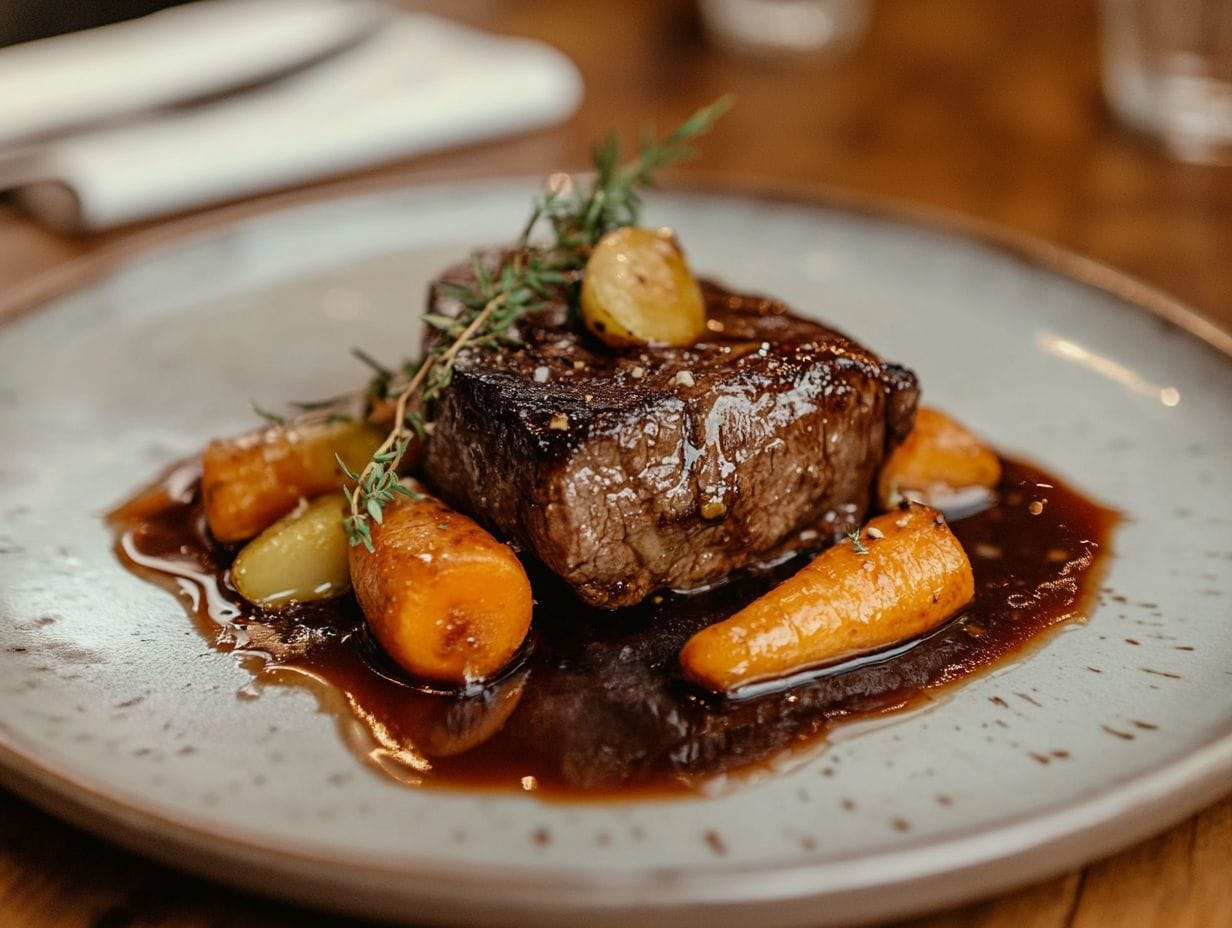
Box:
[202,419,384,542]
[231,493,352,608]
[580,226,707,347]
[680,504,974,694]
[878,407,1001,510]
[350,490,534,686]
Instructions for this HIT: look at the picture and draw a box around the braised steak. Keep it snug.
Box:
[421,264,919,609]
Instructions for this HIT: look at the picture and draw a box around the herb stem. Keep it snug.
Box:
[440,292,508,368]
[344,292,509,535]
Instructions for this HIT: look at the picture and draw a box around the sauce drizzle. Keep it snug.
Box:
[111,456,1116,796]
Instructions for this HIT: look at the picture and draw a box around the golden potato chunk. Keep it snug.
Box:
[231,493,351,608]
[580,226,706,347]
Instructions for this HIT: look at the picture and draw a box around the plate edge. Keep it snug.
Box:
[2,173,1231,925]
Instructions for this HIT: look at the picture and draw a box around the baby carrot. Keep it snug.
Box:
[201,420,383,542]
[680,504,974,693]
[349,490,533,686]
[878,407,1001,509]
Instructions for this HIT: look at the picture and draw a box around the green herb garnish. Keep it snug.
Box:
[250,401,287,426]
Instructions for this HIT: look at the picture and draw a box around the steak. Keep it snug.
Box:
[420,259,919,609]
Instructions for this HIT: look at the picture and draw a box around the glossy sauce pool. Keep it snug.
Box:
[111,457,1116,797]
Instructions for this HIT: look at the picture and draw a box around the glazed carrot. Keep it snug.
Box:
[201,420,384,542]
[349,490,533,686]
[680,504,974,693]
[877,407,1001,509]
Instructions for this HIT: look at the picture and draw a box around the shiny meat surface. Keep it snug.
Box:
[421,268,919,608]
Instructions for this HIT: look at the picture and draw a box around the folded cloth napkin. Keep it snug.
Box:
[0,2,583,233]
[0,0,388,147]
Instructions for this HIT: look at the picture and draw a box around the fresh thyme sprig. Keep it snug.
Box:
[542,95,734,264]
[340,97,732,550]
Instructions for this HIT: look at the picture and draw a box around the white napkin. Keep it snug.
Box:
[0,4,583,233]
[0,0,388,146]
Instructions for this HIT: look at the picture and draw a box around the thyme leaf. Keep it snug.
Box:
[250,401,286,426]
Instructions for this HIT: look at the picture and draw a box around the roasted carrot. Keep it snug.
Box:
[201,420,384,542]
[349,490,533,685]
[680,504,974,693]
[877,407,1001,509]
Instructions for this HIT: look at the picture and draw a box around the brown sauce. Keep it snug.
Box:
[110,457,1116,797]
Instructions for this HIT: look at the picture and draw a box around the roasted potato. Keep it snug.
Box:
[580,226,706,347]
[231,493,351,608]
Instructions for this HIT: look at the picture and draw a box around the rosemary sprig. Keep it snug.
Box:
[340,97,732,549]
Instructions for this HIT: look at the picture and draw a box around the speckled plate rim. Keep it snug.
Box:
[1,174,1231,927]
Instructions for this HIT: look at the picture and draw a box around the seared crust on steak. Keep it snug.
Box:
[421,261,919,609]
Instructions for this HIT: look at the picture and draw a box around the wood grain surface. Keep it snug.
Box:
[1,0,1230,926]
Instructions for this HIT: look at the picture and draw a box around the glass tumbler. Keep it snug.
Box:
[698,0,872,65]
[1101,0,1232,164]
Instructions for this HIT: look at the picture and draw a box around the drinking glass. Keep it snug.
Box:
[1101,0,1232,164]
[698,0,872,64]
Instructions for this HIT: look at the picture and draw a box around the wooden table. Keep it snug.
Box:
[2,1,1230,925]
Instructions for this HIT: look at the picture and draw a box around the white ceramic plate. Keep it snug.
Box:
[1,181,1230,928]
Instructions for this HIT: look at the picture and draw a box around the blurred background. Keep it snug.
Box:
[0,1,1230,925]
[0,0,1230,321]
